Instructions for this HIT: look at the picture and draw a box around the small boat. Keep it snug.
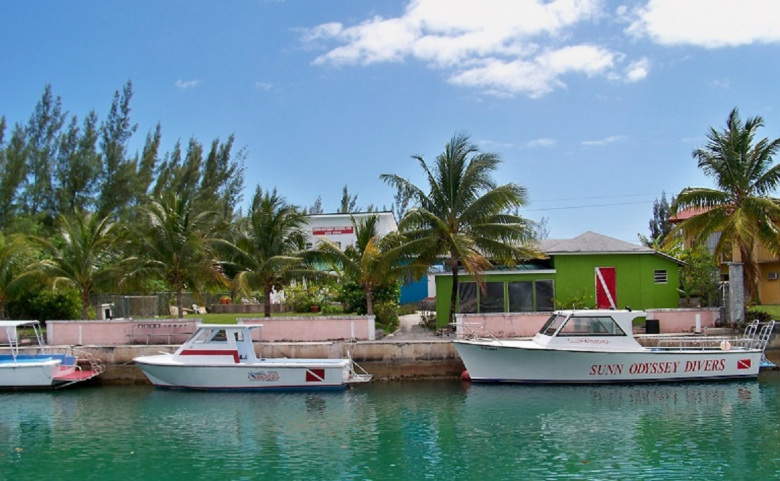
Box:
[133,324,373,391]
[453,309,776,384]
[0,320,104,388]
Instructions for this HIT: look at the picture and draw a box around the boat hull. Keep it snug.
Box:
[453,340,764,384]
[134,356,354,391]
[0,358,61,387]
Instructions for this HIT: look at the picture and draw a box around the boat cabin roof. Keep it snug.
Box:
[0,320,40,328]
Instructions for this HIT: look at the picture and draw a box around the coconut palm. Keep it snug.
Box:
[670,108,780,302]
[230,187,319,317]
[313,214,426,316]
[134,192,227,318]
[28,211,123,319]
[381,132,540,325]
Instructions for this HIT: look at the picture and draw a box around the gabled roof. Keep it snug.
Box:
[539,231,683,265]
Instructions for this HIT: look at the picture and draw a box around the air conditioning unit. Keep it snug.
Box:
[768,272,779,280]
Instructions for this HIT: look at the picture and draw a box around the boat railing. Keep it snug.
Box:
[345,351,373,384]
[646,320,775,355]
[457,322,500,343]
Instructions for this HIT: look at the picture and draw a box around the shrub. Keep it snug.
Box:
[7,288,81,321]
[337,279,400,315]
[374,299,399,332]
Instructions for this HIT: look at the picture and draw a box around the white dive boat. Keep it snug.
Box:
[453,310,776,384]
[133,324,373,391]
[0,320,104,388]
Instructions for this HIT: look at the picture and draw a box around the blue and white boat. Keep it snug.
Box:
[0,320,104,388]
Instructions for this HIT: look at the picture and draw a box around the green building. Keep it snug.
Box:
[434,231,683,327]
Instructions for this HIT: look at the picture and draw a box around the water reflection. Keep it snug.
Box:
[0,376,779,480]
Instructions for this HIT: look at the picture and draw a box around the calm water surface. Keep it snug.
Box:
[2,373,780,481]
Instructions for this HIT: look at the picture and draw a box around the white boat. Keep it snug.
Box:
[0,320,104,388]
[133,324,373,391]
[453,309,776,384]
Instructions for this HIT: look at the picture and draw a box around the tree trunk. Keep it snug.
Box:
[365,288,374,316]
[264,285,272,318]
[81,290,90,320]
[177,289,184,319]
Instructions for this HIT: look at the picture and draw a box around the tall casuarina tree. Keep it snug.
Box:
[381,133,539,326]
[670,108,780,302]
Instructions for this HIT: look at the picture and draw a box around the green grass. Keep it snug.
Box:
[753,305,780,319]
[164,311,333,324]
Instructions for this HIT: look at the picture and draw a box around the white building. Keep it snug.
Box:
[305,212,398,250]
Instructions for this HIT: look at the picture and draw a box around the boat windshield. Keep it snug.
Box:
[539,314,568,336]
[556,316,627,336]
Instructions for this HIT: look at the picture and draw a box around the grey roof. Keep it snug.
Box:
[539,231,654,255]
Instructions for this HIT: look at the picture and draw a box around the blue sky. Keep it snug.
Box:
[1,0,779,243]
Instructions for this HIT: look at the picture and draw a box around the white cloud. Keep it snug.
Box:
[624,58,650,82]
[525,138,556,148]
[175,79,201,90]
[626,0,780,48]
[581,135,626,146]
[304,0,647,97]
[255,81,273,90]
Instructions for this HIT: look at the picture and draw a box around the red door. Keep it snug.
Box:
[595,267,617,309]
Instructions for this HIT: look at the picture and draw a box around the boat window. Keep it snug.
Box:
[192,328,228,344]
[556,316,627,336]
[539,314,567,336]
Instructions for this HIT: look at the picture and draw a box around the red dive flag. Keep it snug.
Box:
[306,369,325,382]
[737,359,752,370]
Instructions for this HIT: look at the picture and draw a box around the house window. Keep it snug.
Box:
[457,282,478,313]
[479,282,505,313]
[508,281,534,312]
[654,270,668,284]
[535,280,555,311]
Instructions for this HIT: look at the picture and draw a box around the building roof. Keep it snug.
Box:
[540,231,650,254]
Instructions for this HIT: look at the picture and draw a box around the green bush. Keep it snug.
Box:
[8,288,82,321]
[284,284,334,313]
[338,279,400,315]
[374,299,399,332]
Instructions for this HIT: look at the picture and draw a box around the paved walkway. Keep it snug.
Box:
[382,312,451,341]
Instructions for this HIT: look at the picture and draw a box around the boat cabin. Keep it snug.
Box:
[175,324,262,363]
[533,310,646,352]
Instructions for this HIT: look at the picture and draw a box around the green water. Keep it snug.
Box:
[2,373,780,481]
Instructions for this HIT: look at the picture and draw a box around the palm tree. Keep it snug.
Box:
[0,232,31,319]
[670,108,780,302]
[313,214,426,316]
[381,132,540,325]
[230,187,318,318]
[135,192,227,318]
[29,211,123,319]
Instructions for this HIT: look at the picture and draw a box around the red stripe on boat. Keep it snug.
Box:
[180,350,240,363]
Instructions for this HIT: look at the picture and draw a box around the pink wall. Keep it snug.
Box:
[45,315,376,345]
[454,308,721,338]
[645,308,720,333]
[239,316,375,342]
